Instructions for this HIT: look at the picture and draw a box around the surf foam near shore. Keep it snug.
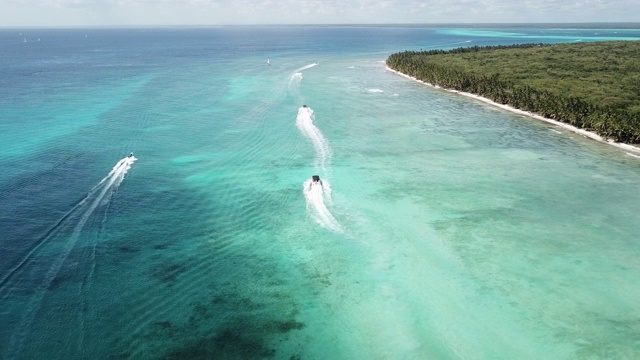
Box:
[385,65,640,155]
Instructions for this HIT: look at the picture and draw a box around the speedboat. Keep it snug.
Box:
[306,175,323,192]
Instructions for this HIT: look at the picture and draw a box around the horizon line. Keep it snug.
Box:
[2,21,640,30]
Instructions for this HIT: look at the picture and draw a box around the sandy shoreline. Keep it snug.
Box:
[385,66,640,155]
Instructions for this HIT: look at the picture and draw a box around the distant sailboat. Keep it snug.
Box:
[267,59,271,66]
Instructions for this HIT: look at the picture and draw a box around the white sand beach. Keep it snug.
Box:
[386,66,640,155]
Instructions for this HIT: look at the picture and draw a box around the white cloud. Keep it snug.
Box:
[1,0,638,26]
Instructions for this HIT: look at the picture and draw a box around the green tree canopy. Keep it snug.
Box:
[387,41,640,144]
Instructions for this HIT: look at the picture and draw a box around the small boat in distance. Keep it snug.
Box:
[312,175,322,185]
[267,59,271,66]
[128,152,134,158]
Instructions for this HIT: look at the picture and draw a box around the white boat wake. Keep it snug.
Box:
[286,65,343,233]
[296,106,332,171]
[288,72,303,90]
[296,105,343,232]
[303,179,342,233]
[296,63,318,72]
[6,155,137,358]
[288,63,317,92]
[0,156,137,291]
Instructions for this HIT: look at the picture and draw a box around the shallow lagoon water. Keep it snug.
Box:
[1,25,640,359]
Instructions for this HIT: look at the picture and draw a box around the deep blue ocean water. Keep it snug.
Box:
[2,25,640,359]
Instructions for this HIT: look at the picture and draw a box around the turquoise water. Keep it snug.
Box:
[2,25,640,359]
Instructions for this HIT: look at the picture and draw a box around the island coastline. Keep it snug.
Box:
[385,65,640,156]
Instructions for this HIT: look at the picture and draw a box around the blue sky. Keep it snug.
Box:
[1,0,638,27]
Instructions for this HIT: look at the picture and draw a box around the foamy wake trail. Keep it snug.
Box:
[303,179,342,232]
[288,67,341,232]
[288,72,303,90]
[296,63,318,72]
[0,157,136,292]
[7,155,136,357]
[296,106,332,170]
[288,63,317,93]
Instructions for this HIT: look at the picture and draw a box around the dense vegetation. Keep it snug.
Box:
[387,41,640,144]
